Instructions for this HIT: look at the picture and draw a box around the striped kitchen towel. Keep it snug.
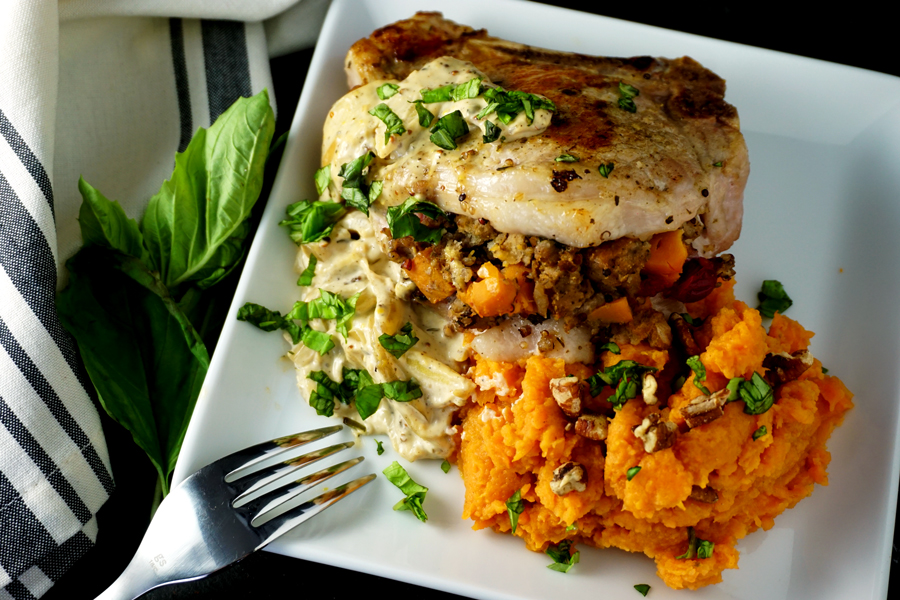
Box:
[0,1,327,598]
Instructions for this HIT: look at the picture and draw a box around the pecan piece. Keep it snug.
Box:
[575,413,609,441]
[642,373,658,405]
[633,413,677,453]
[669,313,702,357]
[763,350,814,386]
[550,462,587,495]
[681,388,730,429]
[550,376,585,418]
[688,485,718,504]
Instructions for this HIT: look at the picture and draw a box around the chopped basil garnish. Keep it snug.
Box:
[379,322,419,358]
[419,77,484,104]
[382,379,423,402]
[822,367,829,374]
[739,372,775,415]
[757,279,793,318]
[369,103,406,143]
[680,313,701,326]
[476,87,556,125]
[587,360,657,408]
[412,101,434,127]
[599,341,621,354]
[337,153,380,216]
[506,489,524,534]
[626,466,641,481]
[686,355,711,395]
[377,83,399,100]
[566,524,577,532]
[314,165,331,196]
[375,439,385,455]
[482,119,501,143]
[354,383,385,420]
[441,459,451,473]
[546,540,579,573]
[634,584,651,597]
[617,81,640,113]
[673,374,686,391]
[599,162,614,178]
[286,290,360,340]
[297,253,317,286]
[555,154,579,162]
[430,110,470,150]
[279,199,346,244]
[419,83,454,103]
[752,425,767,440]
[676,527,712,560]
[307,367,418,421]
[237,303,300,344]
[383,461,429,522]
[386,197,447,244]
[299,326,335,355]
[726,377,743,401]
[697,539,715,559]
[713,161,723,167]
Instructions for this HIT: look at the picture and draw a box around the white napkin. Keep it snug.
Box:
[0,1,329,597]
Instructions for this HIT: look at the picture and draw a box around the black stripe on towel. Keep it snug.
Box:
[0,109,54,220]
[0,456,59,582]
[0,317,114,496]
[169,19,193,153]
[201,20,252,123]
[0,170,94,398]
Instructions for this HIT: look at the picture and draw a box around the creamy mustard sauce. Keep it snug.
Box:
[289,58,555,461]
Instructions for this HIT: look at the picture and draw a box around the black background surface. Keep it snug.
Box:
[45,2,898,599]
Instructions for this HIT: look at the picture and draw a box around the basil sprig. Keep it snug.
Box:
[757,280,793,318]
[586,360,657,409]
[386,197,448,244]
[546,540,580,573]
[379,322,419,358]
[383,461,429,522]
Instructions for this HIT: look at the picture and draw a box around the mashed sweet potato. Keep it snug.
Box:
[457,282,853,589]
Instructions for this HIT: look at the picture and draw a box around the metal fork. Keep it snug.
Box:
[96,425,374,600]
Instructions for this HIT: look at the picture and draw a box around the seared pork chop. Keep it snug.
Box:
[328,12,748,256]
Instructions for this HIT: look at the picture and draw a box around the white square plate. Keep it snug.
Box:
[174,1,900,598]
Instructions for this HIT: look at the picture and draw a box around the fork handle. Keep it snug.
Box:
[94,555,165,600]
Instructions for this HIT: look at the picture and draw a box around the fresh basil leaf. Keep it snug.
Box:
[725,377,743,401]
[441,459,451,473]
[713,161,723,167]
[369,180,384,203]
[506,489,524,534]
[566,524,577,532]
[555,154,579,162]
[337,153,376,216]
[309,370,343,400]
[697,539,715,559]
[334,292,360,340]
[482,119,500,143]
[77,177,145,260]
[340,367,375,400]
[337,152,374,188]
[546,540,579,573]
[429,110,469,150]
[626,466,641,481]
[752,425,768,440]
[375,439,385,455]
[142,90,275,291]
[369,103,406,143]
[377,83,400,100]
[419,84,453,103]
[280,199,346,244]
[300,325,334,355]
[297,253,317,287]
[383,461,429,522]
[618,97,637,112]
[476,87,556,125]
[382,379,423,402]
[599,162,615,178]
[386,197,447,244]
[57,247,209,496]
[307,377,337,417]
[314,165,331,196]
[634,584,651,597]
[740,372,775,415]
[757,279,793,318]
[686,355,711,395]
[413,101,435,127]
[379,322,419,358]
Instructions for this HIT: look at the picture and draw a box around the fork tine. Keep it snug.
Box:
[239,456,365,520]
[252,473,377,550]
[222,424,343,480]
[231,442,356,503]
